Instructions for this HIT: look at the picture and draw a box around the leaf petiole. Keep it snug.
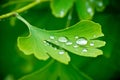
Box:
[0,0,49,19]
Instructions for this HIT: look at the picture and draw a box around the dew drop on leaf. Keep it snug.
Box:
[89,0,94,2]
[90,42,94,46]
[82,48,88,53]
[87,7,93,16]
[60,10,64,17]
[49,36,55,40]
[73,44,79,48]
[66,41,72,45]
[76,37,88,46]
[97,2,103,7]
[59,50,65,54]
[43,41,50,46]
[58,37,68,43]
[75,36,79,39]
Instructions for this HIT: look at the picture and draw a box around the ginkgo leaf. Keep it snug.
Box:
[50,0,74,18]
[16,13,105,64]
[19,61,92,80]
[75,0,94,20]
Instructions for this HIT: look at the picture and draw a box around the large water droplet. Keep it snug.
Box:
[60,10,64,17]
[90,42,94,46]
[59,50,65,54]
[76,37,88,46]
[58,37,68,43]
[82,48,88,53]
[49,36,55,40]
[66,41,72,45]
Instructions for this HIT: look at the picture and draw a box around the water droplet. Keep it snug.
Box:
[55,41,58,43]
[68,15,72,20]
[90,42,94,46]
[49,36,55,40]
[76,37,88,46]
[87,7,94,16]
[43,41,50,46]
[58,37,68,43]
[82,48,88,53]
[93,35,97,38]
[60,10,64,17]
[75,36,79,39]
[59,50,65,54]
[66,41,72,45]
[54,47,57,50]
[73,44,79,48]
[89,0,93,2]
[98,2,103,7]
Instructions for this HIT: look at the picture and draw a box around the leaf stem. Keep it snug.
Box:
[0,0,48,19]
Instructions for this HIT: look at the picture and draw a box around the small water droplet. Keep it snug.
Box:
[43,41,50,46]
[90,42,94,46]
[58,37,68,43]
[73,44,79,48]
[66,41,72,45]
[55,41,58,43]
[59,50,65,54]
[49,36,55,40]
[89,0,93,2]
[98,2,103,7]
[76,37,88,46]
[87,7,93,16]
[93,35,97,38]
[54,47,57,50]
[68,15,72,20]
[75,36,79,39]
[60,10,64,17]
[82,48,88,53]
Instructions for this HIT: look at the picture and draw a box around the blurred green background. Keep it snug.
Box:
[0,0,120,80]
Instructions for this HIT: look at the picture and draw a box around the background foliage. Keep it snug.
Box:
[0,0,120,80]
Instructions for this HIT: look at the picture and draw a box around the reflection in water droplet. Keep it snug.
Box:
[60,10,64,17]
[49,36,55,39]
[59,50,65,54]
[90,42,94,46]
[76,37,88,46]
[66,41,72,45]
[82,48,88,53]
[73,44,79,48]
[58,37,68,43]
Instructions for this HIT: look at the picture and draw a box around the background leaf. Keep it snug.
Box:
[19,61,92,80]
[50,0,74,18]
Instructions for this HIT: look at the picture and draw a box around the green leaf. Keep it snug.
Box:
[75,0,94,20]
[50,0,74,18]
[95,0,105,12]
[16,14,105,64]
[19,61,92,80]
